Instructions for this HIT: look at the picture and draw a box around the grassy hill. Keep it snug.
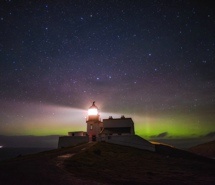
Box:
[0,142,214,185]
[64,142,215,184]
[189,140,215,159]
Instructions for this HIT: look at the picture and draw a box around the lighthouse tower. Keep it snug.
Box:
[86,101,103,141]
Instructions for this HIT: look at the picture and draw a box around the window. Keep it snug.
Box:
[90,124,93,130]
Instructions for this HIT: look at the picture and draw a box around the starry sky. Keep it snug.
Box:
[0,0,215,147]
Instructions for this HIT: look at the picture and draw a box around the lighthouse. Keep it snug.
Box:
[58,101,155,151]
[86,101,103,141]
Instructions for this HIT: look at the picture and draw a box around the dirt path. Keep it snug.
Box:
[55,142,96,170]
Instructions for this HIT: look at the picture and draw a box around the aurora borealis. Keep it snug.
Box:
[0,1,215,147]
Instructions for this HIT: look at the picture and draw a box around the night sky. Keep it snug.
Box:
[0,1,215,147]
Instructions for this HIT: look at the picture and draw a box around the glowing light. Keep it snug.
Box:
[0,146,3,148]
[88,108,98,115]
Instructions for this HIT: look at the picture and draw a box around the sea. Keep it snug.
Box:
[0,147,55,161]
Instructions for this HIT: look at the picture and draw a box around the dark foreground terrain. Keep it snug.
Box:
[0,142,214,185]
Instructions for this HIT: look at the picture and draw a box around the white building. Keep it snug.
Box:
[58,102,155,151]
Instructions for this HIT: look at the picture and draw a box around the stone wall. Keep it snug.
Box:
[100,135,155,151]
[58,136,88,148]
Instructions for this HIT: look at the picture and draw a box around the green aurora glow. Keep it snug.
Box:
[1,101,214,139]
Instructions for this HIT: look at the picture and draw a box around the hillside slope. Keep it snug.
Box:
[0,142,214,185]
[64,142,215,185]
[189,140,215,158]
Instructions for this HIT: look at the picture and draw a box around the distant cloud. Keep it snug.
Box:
[157,132,168,138]
[150,132,168,138]
[204,131,215,138]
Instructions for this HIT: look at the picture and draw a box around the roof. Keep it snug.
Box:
[103,117,134,128]
[89,101,98,110]
[100,127,131,135]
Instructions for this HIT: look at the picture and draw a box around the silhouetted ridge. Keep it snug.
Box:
[155,144,213,163]
[189,140,215,158]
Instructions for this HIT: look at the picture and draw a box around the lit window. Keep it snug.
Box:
[90,124,93,130]
[88,108,98,115]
